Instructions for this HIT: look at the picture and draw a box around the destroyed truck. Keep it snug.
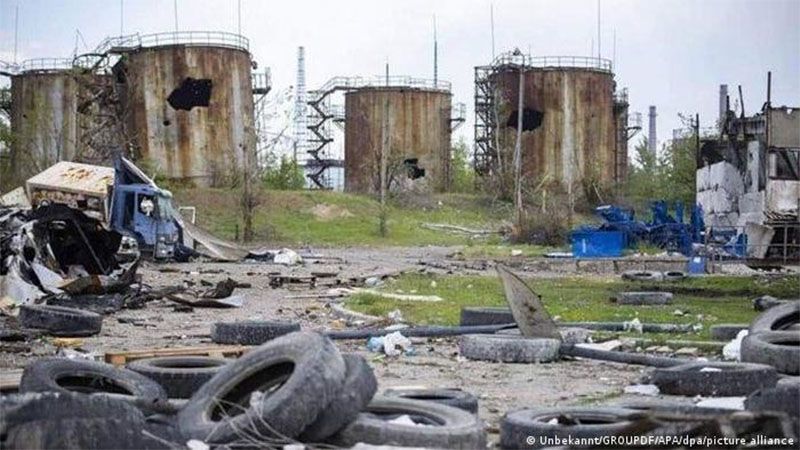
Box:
[25,158,181,260]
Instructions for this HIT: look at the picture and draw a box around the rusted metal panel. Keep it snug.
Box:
[9,72,79,187]
[344,87,452,194]
[121,45,256,186]
[490,68,617,191]
[768,107,800,148]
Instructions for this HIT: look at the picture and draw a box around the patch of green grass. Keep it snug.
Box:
[346,273,799,341]
[174,189,511,247]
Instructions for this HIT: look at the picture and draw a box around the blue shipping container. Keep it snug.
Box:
[571,230,624,258]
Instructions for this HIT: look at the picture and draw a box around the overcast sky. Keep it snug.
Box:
[1,0,798,154]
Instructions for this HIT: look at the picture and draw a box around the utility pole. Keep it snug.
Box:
[513,50,525,227]
[379,63,390,237]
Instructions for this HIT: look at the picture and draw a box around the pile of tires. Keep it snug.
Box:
[742,301,800,375]
[3,331,487,449]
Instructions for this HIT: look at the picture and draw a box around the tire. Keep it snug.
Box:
[710,324,749,341]
[611,292,673,305]
[750,301,800,333]
[501,406,638,449]
[210,320,301,345]
[329,395,486,449]
[753,295,792,311]
[613,398,737,415]
[5,415,169,450]
[778,377,800,388]
[19,358,168,411]
[1,392,141,444]
[383,388,478,414]
[299,353,378,442]
[651,361,777,396]
[663,271,687,281]
[18,305,102,337]
[178,331,346,443]
[127,356,228,399]
[459,334,560,363]
[459,307,514,326]
[741,331,800,375]
[745,384,800,418]
[621,270,663,282]
[46,294,125,315]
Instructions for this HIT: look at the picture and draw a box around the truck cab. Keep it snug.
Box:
[111,184,180,259]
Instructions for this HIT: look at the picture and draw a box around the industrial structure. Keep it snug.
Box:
[696,75,799,262]
[474,52,638,201]
[1,31,270,189]
[306,76,465,192]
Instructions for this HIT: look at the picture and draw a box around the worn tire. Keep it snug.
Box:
[741,331,800,375]
[651,361,777,396]
[18,305,102,337]
[299,353,378,442]
[745,384,800,418]
[621,270,663,282]
[612,291,673,305]
[329,395,486,449]
[178,331,345,443]
[750,301,800,333]
[501,406,638,449]
[5,415,168,450]
[459,306,514,326]
[127,356,228,399]
[46,294,125,315]
[613,398,737,415]
[710,324,749,341]
[210,320,301,345]
[459,334,560,363]
[778,377,800,388]
[663,271,687,281]
[1,392,141,445]
[383,388,479,414]
[19,358,167,411]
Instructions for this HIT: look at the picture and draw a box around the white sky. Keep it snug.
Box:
[1,0,799,153]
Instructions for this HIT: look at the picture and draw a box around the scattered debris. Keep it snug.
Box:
[611,291,673,305]
[367,331,414,356]
[623,384,660,396]
[722,329,749,361]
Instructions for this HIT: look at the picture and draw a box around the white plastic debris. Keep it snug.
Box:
[364,276,382,287]
[283,445,306,450]
[382,331,414,356]
[511,249,523,256]
[623,318,644,333]
[695,397,745,410]
[273,248,302,266]
[547,418,559,425]
[722,329,749,361]
[388,415,424,426]
[187,440,210,450]
[624,384,660,396]
[699,367,723,372]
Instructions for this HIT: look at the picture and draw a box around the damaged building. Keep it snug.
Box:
[305,76,465,192]
[474,52,636,200]
[697,80,800,261]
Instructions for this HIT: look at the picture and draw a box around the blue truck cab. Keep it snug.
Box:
[110,184,180,259]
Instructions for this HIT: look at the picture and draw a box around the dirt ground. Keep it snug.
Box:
[1,246,696,441]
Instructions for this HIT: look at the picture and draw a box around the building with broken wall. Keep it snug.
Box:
[474,52,633,203]
[1,31,268,190]
[697,96,800,260]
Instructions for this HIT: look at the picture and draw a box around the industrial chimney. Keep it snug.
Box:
[648,105,657,156]
[718,84,728,130]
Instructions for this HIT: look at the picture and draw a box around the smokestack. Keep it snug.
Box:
[719,84,728,129]
[648,105,657,156]
[293,46,307,161]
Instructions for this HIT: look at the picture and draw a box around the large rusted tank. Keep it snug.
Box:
[490,56,621,195]
[116,33,256,186]
[344,85,452,193]
[8,60,79,187]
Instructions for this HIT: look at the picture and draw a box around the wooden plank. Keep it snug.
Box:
[104,345,250,365]
[0,369,23,392]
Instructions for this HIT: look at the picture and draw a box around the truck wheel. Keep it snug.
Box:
[177,331,345,443]
[328,395,486,449]
[459,334,560,363]
[18,305,102,336]
[210,320,300,345]
[383,388,479,414]
[299,353,377,442]
[127,356,228,399]
[651,361,777,396]
[741,331,800,375]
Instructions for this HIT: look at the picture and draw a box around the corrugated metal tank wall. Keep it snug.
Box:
[491,68,617,190]
[120,45,256,186]
[344,87,452,193]
[9,71,79,186]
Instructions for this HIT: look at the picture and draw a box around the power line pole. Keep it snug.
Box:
[513,51,525,227]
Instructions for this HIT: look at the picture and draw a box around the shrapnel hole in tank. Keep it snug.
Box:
[167,77,213,111]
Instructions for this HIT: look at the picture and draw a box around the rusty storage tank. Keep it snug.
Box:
[344,79,453,193]
[6,59,79,187]
[489,55,621,196]
[114,32,256,186]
